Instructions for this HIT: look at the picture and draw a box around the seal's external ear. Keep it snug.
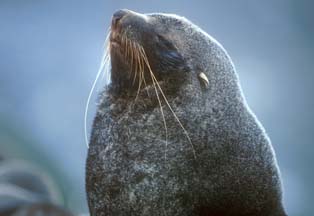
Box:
[198,72,209,89]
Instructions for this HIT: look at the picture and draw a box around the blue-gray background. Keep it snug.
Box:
[0,0,313,215]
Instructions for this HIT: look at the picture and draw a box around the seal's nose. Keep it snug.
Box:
[111,9,129,28]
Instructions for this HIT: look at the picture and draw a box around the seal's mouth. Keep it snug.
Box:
[109,31,121,48]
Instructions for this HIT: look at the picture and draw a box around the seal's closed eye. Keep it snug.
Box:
[155,34,186,72]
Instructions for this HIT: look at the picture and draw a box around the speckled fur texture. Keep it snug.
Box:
[86,10,287,216]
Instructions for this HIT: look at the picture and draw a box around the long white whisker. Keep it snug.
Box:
[84,29,111,148]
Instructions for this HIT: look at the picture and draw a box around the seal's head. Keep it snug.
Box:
[107,9,226,95]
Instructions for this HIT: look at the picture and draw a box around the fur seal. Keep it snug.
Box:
[86,9,287,216]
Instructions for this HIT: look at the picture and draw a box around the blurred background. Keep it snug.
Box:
[0,0,313,215]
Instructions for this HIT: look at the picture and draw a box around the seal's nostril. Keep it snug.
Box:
[112,9,129,27]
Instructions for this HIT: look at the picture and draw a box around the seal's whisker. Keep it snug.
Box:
[135,44,143,101]
[138,44,145,87]
[124,36,128,60]
[85,28,111,148]
[126,37,131,63]
[139,46,196,159]
[137,45,143,81]
[132,42,139,85]
[142,56,152,98]
[100,38,111,82]
[135,43,140,85]
[128,42,150,98]
[130,41,134,78]
[122,35,126,58]
[123,35,128,61]
[101,31,111,81]
[139,51,150,97]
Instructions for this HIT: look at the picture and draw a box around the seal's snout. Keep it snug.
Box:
[110,9,132,47]
[110,9,148,49]
[111,9,129,29]
[111,9,147,32]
